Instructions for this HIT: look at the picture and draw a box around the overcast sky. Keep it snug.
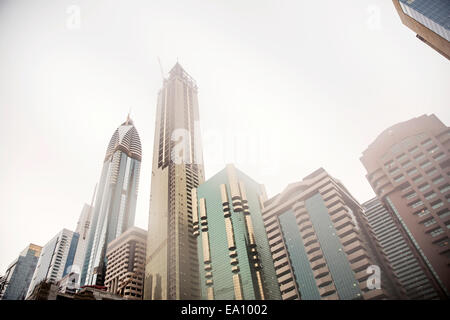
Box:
[0,0,449,273]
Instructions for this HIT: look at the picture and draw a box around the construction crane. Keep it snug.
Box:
[158,57,166,82]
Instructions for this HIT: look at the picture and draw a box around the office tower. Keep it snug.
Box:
[145,63,205,300]
[82,116,142,286]
[26,229,79,298]
[105,227,146,300]
[261,168,395,300]
[193,164,280,300]
[362,197,440,299]
[0,244,42,300]
[392,0,450,59]
[361,114,450,297]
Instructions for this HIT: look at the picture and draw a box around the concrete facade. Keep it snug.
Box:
[361,114,449,298]
[105,226,146,300]
[145,63,205,300]
[261,168,395,300]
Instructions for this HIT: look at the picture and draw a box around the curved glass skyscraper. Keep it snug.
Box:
[81,116,142,286]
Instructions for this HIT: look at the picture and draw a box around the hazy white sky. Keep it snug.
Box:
[0,0,449,273]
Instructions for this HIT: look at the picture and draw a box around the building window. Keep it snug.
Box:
[421,138,432,147]
[439,184,450,194]
[437,209,450,219]
[402,160,412,168]
[415,209,430,217]
[414,153,425,162]
[418,183,430,192]
[431,200,443,210]
[433,176,444,185]
[408,146,419,154]
[411,200,424,209]
[405,192,417,200]
[423,219,436,227]
[424,192,437,201]
[430,228,444,238]
[433,153,446,161]
[420,160,432,169]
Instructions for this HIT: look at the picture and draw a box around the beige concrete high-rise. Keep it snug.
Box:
[261,168,397,300]
[145,63,205,300]
[105,227,146,300]
[361,114,449,298]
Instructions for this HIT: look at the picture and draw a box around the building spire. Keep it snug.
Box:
[126,108,132,125]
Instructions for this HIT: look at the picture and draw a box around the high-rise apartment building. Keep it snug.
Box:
[82,116,142,286]
[0,244,42,300]
[392,0,450,59]
[105,226,146,300]
[362,197,439,299]
[193,165,280,300]
[26,229,79,298]
[361,114,449,298]
[145,63,205,300]
[261,168,395,300]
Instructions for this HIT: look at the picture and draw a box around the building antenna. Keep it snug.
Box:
[127,107,132,125]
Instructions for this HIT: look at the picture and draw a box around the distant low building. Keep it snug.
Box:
[57,272,79,295]
[26,229,79,299]
[0,244,42,300]
[27,281,122,300]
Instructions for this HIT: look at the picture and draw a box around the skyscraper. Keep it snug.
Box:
[261,168,395,300]
[361,114,449,298]
[26,229,79,298]
[193,165,280,300]
[362,197,439,299]
[392,0,450,59]
[81,116,142,286]
[145,63,205,300]
[0,244,41,300]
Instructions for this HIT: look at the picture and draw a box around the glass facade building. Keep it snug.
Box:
[393,0,450,59]
[398,0,450,42]
[194,164,280,300]
[26,229,79,298]
[261,168,395,300]
[0,244,41,300]
[81,116,142,286]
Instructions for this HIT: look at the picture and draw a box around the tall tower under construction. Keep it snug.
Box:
[145,63,205,300]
